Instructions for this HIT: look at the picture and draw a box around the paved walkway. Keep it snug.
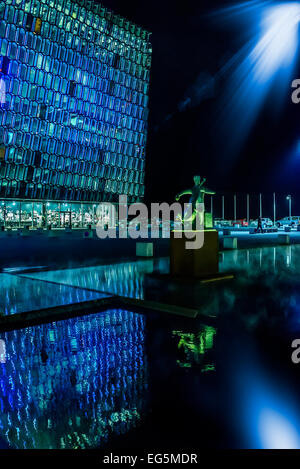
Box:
[219,230,300,249]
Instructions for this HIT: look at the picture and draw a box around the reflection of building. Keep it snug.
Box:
[0,0,151,228]
[0,309,148,449]
[28,259,158,300]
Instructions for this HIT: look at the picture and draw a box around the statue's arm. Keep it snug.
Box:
[175,189,192,201]
[204,189,216,195]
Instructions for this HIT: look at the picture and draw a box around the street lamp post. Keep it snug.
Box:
[247,194,250,225]
[287,195,292,218]
[259,193,262,218]
[222,195,225,220]
[234,194,237,222]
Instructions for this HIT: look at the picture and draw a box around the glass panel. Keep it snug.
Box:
[32,201,42,227]
[21,201,33,227]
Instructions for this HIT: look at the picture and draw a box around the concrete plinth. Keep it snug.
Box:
[223,237,238,249]
[170,230,219,278]
[278,234,290,245]
[204,212,213,229]
[136,242,153,257]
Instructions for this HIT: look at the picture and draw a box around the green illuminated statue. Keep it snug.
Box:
[175,176,216,229]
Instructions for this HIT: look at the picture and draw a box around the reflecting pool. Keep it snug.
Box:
[2,245,300,448]
[220,245,297,275]
[0,273,110,315]
[0,307,218,450]
[0,309,147,449]
[22,259,169,299]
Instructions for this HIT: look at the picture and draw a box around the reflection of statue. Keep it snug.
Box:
[175,176,215,229]
[173,326,216,370]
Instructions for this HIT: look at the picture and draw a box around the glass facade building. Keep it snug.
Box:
[0,0,151,227]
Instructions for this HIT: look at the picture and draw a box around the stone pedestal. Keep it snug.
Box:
[136,242,153,257]
[170,229,219,278]
[223,236,238,249]
[204,212,213,229]
[278,234,290,245]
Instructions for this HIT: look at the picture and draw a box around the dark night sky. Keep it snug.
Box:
[101,0,300,215]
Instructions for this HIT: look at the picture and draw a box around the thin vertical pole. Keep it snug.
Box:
[273,193,276,225]
[247,194,250,225]
[222,195,225,220]
[259,193,262,218]
[19,201,21,228]
[3,203,6,228]
[42,201,46,228]
[234,194,237,222]
[210,196,213,218]
[290,198,292,218]
[58,203,61,227]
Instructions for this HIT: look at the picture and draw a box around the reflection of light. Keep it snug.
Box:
[238,367,300,449]
[258,408,300,449]
[26,259,161,300]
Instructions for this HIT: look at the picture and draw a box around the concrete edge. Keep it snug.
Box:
[118,297,199,319]
[0,294,203,331]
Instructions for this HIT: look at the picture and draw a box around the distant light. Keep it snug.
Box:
[239,369,300,449]
[258,408,300,449]
[217,2,300,160]
[252,3,300,82]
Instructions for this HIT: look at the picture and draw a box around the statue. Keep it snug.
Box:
[175,176,216,229]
